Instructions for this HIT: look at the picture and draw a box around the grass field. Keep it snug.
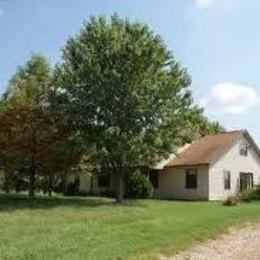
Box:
[0,195,260,259]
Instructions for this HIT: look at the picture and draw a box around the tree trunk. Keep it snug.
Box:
[48,172,53,197]
[116,169,124,203]
[29,166,35,198]
[29,126,37,198]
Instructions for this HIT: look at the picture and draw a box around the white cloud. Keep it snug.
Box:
[203,82,260,114]
[195,0,215,9]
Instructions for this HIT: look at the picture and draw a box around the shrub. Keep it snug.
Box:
[239,190,253,202]
[252,185,260,199]
[222,196,238,206]
[239,186,260,202]
[125,170,153,199]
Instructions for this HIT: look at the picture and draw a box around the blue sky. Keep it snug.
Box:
[1,0,260,142]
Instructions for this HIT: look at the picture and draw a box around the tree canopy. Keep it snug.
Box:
[0,55,80,197]
[53,15,208,202]
[0,16,224,201]
[4,54,52,105]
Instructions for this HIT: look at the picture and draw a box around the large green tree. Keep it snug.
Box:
[54,15,203,202]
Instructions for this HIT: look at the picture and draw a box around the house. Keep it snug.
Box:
[153,130,260,200]
[72,130,260,201]
[66,167,118,196]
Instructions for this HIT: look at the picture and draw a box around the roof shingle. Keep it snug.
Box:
[166,131,244,167]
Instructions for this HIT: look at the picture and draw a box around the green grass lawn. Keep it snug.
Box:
[0,195,260,260]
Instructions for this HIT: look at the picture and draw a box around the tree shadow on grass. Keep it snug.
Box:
[0,193,146,212]
[0,193,114,212]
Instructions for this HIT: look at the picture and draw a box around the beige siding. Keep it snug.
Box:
[66,173,76,184]
[66,173,93,194]
[155,165,209,200]
[209,136,260,200]
[78,174,92,193]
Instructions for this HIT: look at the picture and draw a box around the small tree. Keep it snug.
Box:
[54,15,201,202]
[1,55,52,197]
[0,55,80,197]
[0,103,71,197]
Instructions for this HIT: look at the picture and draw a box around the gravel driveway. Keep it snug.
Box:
[162,224,260,260]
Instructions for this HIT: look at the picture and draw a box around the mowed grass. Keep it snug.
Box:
[0,195,260,259]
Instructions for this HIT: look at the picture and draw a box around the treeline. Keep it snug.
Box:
[0,15,224,202]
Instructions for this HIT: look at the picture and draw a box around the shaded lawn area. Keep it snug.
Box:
[0,195,260,259]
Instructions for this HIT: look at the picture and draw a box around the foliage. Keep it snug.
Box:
[0,169,28,193]
[239,191,252,202]
[239,186,260,202]
[125,169,153,199]
[199,118,225,136]
[0,103,71,196]
[180,111,225,143]
[0,55,54,197]
[3,54,52,104]
[252,185,260,199]
[54,15,203,202]
[0,17,224,201]
[222,196,238,206]
[0,55,83,197]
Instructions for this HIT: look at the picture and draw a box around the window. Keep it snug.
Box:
[98,173,110,188]
[186,169,198,189]
[240,172,253,191]
[239,143,248,156]
[223,170,231,190]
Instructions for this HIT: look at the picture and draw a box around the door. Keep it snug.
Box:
[240,172,254,191]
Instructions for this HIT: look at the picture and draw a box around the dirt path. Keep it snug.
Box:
[162,224,260,260]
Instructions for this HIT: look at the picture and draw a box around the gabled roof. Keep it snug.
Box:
[153,144,191,170]
[165,130,259,168]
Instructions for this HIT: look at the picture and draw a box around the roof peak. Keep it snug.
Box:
[166,129,249,167]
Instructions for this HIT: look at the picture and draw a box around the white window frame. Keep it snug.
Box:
[239,143,248,156]
[223,170,231,190]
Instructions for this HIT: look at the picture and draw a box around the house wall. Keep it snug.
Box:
[209,136,260,200]
[68,170,120,196]
[92,173,118,195]
[66,173,93,194]
[155,165,209,200]
[78,174,92,193]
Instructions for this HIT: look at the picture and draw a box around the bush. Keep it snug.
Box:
[239,186,260,202]
[239,190,253,202]
[222,196,238,206]
[125,170,153,199]
[253,185,260,198]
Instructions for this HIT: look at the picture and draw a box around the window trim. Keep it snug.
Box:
[185,168,198,189]
[239,143,248,156]
[223,170,231,190]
